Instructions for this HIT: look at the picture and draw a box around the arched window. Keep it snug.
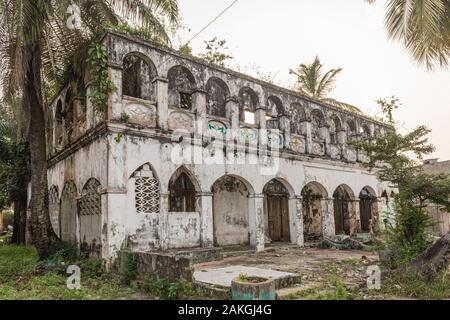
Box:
[347,119,356,140]
[169,172,197,212]
[206,77,229,118]
[168,65,196,110]
[290,103,307,135]
[122,54,155,100]
[49,186,60,238]
[266,96,284,130]
[361,124,371,139]
[79,179,101,217]
[239,87,258,124]
[311,109,325,140]
[330,115,342,144]
[133,164,160,214]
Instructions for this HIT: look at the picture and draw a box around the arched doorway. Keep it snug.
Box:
[333,185,354,235]
[212,176,250,246]
[359,187,376,232]
[301,182,327,241]
[264,179,290,242]
[60,181,78,243]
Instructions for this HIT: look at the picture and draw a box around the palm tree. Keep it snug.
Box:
[0,0,179,259]
[290,56,362,114]
[367,0,450,70]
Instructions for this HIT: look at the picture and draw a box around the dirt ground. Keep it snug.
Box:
[195,245,379,299]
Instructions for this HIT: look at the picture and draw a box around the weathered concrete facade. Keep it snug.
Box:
[45,31,395,265]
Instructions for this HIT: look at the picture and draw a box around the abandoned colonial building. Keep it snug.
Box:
[44,31,396,264]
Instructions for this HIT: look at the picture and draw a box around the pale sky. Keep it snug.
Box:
[175,0,450,161]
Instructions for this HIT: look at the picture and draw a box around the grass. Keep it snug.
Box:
[0,244,211,300]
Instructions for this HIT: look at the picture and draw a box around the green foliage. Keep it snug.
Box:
[178,43,193,56]
[86,42,117,112]
[199,37,233,67]
[120,253,138,285]
[352,98,450,268]
[380,269,450,300]
[139,276,210,300]
[120,112,130,124]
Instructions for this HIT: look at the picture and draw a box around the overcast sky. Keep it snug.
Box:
[175,0,450,161]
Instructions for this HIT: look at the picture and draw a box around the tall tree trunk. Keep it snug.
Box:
[11,199,26,244]
[23,36,60,259]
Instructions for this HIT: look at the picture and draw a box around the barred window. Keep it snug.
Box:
[79,179,101,216]
[134,164,160,214]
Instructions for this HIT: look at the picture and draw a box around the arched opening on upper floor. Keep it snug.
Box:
[168,65,196,110]
[239,87,259,125]
[311,109,325,140]
[206,77,229,118]
[266,96,284,130]
[290,103,307,135]
[329,115,342,144]
[122,53,157,101]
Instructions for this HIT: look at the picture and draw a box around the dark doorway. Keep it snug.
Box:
[333,185,352,235]
[359,188,374,232]
[264,180,290,242]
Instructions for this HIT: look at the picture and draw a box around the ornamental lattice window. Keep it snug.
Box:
[79,178,101,216]
[134,164,160,214]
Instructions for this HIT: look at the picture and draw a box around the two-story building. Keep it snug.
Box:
[44,31,396,264]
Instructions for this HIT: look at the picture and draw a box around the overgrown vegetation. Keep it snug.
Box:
[0,244,212,300]
[351,97,450,269]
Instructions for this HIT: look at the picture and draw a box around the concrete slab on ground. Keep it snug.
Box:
[194,265,299,288]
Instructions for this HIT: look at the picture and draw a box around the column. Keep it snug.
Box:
[193,89,207,136]
[255,106,267,152]
[153,77,169,131]
[289,196,304,246]
[371,198,383,233]
[319,125,331,156]
[198,192,214,248]
[301,120,312,154]
[279,115,291,149]
[108,65,123,122]
[350,197,361,235]
[159,193,170,250]
[321,198,335,237]
[226,97,240,141]
[249,193,265,252]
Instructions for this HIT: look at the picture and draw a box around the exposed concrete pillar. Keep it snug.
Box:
[350,198,361,235]
[249,193,265,252]
[255,107,267,152]
[153,77,169,131]
[319,125,331,156]
[159,193,170,250]
[301,120,312,154]
[289,196,304,246]
[198,192,214,248]
[279,115,290,149]
[109,65,123,121]
[226,97,240,140]
[371,198,383,233]
[321,198,335,237]
[193,89,207,136]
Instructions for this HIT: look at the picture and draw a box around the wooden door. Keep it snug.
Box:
[360,198,372,232]
[267,196,290,242]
